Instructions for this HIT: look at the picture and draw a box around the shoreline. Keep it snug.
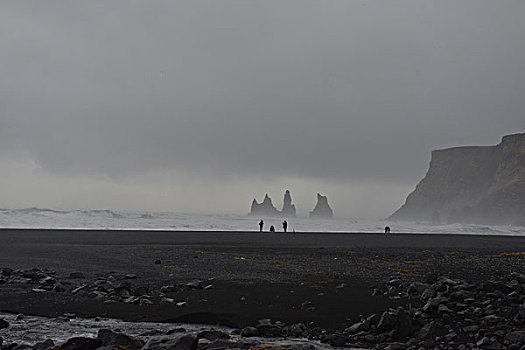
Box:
[1,226,525,237]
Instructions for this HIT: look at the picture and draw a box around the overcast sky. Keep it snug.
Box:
[1,1,524,218]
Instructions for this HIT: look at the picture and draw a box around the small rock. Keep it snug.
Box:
[444,332,457,341]
[69,272,85,279]
[204,284,214,290]
[186,280,203,289]
[160,297,174,304]
[160,285,177,293]
[53,283,66,292]
[154,260,161,264]
[176,301,187,307]
[123,274,138,280]
[240,327,259,337]
[142,334,197,350]
[463,325,479,333]
[476,336,491,347]
[71,285,87,295]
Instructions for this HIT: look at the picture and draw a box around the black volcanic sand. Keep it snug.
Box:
[0,229,524,331]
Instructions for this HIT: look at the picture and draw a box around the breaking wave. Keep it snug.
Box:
[0,208,523,236]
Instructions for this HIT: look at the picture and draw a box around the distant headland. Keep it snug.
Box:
[390,133,525,226]
[249,190,333,219]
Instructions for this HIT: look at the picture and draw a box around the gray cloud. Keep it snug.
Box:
[1,1,524,216]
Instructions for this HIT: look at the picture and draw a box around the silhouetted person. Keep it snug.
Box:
[282,220,288,233]
[259,220,264,232]
[384,226,391,234]
[269,225,275,232]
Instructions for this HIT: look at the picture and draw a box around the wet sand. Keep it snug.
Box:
[0,229,524,330]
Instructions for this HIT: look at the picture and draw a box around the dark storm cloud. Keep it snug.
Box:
[1,1,524,184]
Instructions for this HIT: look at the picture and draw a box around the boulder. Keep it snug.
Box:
[61,337,102,350]
[97,329,144,349]
[142,335,197,350]
[0,319,9,329]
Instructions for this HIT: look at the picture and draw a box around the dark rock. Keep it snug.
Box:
[197,330,230,341]
[0,319,9,329]
[286,323,307,337]
[384,342,407,350]
[309,193,334,219]
[53,283,66,292]
[61,337,102,350]
[123,274,138,279]
[204,340,247,350]
[377,310,397,333]
[0,268,13,276]
[322,333,347,347]
[142,335,197,350]
[33,339,54,350]
[393,307,413,338]
[69,272,85,279]
[71,285,87,295]
[186,280,203,289]
[97,329,144,349]
[506,331,525,346]
[133,286,149,296]
[154,260,161,265]
[240,327,259,337]
[160,285,178,293]
[39,276,56,286]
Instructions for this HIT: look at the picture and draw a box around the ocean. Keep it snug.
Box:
[0,208,523,236]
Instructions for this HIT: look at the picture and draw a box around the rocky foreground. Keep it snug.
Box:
[1,266,525,349]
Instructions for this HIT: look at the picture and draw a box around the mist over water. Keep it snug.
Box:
[0,208,523,236]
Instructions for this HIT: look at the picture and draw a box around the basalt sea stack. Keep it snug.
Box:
[390,133,525,225]
[250,190,297,217]
[309,193,333,219]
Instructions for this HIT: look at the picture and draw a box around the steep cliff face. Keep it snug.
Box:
[390,133,525,225]
[310,193,334,219]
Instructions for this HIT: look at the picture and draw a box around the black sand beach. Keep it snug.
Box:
[1,229,524,349]
[0,230,524,327]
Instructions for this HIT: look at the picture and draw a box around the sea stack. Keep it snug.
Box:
[389,133,525,225]
[281,190,297,217]
[250,194,280,216]
[309,193,333,219]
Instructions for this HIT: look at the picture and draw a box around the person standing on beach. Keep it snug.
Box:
[282,220,288,233]
[259,220,264,232]
[269,225,275,232]
[384,226,391,234]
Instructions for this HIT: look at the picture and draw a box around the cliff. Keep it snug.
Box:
[310,193,334,219]
[389,133,525,225]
